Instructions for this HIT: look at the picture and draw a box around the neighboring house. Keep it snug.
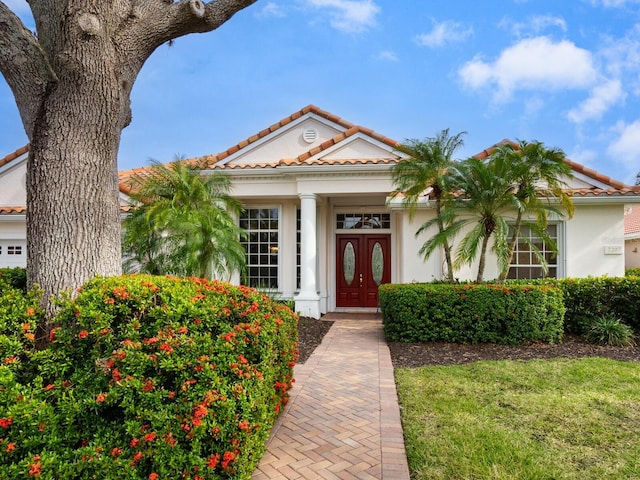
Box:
[3,105,640,317]
[0,145,132,270]
[624,205,640,269]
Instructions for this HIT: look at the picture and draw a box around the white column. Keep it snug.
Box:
[295,193,321,318]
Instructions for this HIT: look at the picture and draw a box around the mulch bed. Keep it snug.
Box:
[296,317,640,368]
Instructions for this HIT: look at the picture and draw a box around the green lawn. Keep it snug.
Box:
[395,358,640,480]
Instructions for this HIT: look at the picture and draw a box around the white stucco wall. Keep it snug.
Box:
[0,162,27,206]
[395,203,628,282]
[565,203,625,277]
[396,208,442,283]
[0,220,27,268]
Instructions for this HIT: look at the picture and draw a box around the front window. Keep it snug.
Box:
[336,212,390,230]
[507,224,558,279]
[239,208,279,288]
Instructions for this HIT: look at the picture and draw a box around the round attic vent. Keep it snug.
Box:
[302,129,318,144]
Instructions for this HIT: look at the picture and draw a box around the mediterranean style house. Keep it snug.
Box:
[2,105,640,317]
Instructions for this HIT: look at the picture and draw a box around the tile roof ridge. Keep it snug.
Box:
[192,106,398,169]
[190,105,356,169]
[563,157,630,190]
[472,139,516,160]
[290,125,399,165]
[0,144,30,168]
[474,139,637,192]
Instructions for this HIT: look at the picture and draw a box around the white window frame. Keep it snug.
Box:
[507,223,563,279]
[239,206,281,290]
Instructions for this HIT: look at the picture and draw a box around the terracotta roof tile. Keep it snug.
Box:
[194,105,363,169]
[472,139,640,198]
[0,144,29,169]
[0,206,27,214]
[625,206,640,235]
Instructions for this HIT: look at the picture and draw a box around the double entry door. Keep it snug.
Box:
[336,234,390,308]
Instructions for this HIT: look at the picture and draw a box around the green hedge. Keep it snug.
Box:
[559,276,640,333]
[0,274,298,479]
[379,283,565,345]
[625,268,640,277]
[0,267,27,293]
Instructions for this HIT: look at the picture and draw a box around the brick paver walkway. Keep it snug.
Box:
[253,313,410,480]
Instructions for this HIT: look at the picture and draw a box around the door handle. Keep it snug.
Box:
[359,273,363,286]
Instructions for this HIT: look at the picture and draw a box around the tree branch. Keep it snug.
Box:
[0,1,57,140]
[170,0,259,37]
[117,0,258,66]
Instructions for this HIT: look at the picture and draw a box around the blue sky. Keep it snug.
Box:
[2,0,640,183]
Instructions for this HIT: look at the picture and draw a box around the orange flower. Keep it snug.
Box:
[141,380,154,392]
[193,404,208,419]
[148,473,158,480]
[111,447,122,457]
[207,454,220,468]
[144,432,156,442]
[132,451,143,463]
[130,438,139,447]
[24,333,35,341]
[6,442,16,452]
[48,328,59,342]
[28,456,41,477]
[21,322,31,332]
[221,451,235,469]
[96,393,107,403]
[78,330,89,339]
[43,384,55,391]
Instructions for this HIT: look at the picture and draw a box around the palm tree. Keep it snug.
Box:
[493,140,574,282]
[123,160,246,280]
[389,129,466,282]
[440,156,518,283]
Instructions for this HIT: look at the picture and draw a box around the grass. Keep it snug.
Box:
[395,358,640,480]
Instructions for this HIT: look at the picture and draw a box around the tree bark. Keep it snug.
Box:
[0,0,258,319]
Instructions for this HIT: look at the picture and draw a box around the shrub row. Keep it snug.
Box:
[0,267,27,293]
[559,276,640,334]
[0,274,298,479]
[379,283,565,345]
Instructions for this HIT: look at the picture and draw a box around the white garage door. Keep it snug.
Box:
[0,240,27,268]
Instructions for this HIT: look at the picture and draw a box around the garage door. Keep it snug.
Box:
[0,240,27,268]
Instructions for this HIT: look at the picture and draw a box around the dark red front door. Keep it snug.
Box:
[336,234,391,308]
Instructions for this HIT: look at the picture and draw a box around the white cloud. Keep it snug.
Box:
[304,0,380,33]
[415,21,473,48]
[567,146,598,167]
[459,37,598,103]
[568,79,625,123]
[500,14,567,37]
[375,50,398,61]
[608,120,640,169]
[588,0,640,7]
[257,2,286,18]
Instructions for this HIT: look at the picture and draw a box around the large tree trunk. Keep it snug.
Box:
[27,77,123,314]
[0,0,258,322]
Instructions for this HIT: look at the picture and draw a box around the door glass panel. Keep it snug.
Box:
[371,242,384,286]
[343,242,356,286]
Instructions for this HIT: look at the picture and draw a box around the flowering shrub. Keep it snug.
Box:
[0,275,298,479]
